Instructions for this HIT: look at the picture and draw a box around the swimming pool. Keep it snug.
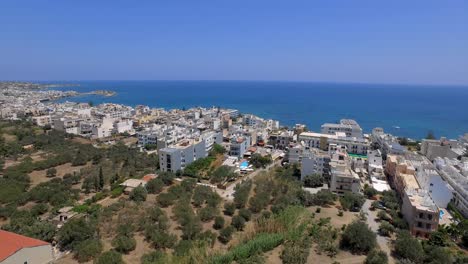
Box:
[240,161,249,169]
[439,210,445,220]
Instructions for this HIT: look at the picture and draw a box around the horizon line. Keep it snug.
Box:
[1,79,468,88]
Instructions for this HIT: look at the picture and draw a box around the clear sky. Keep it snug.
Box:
[1,0,467,85]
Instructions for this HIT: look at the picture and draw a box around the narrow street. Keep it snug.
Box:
[362,199,395,264]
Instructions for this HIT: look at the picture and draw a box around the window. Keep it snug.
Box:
[428,214,433,220]
[426,223,431,230]
[419,213,424,219]
[417,222,422,228]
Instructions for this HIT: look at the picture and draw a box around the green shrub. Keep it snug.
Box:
[213,216,225,230]
[218,226,235,244]
[74,239,102,263]
[365,249,388,264]
[378,221,395,237]
[112,235,136,254]
[340,221,376,254]
[340,192,365,212]
[129,186,147,202]
[211,233,284,263]
[232,215,246,230]
[224,202,236,216]
[94,250,124,264]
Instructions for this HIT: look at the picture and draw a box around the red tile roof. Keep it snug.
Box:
[142,174,157,182]
[0,230,50,261]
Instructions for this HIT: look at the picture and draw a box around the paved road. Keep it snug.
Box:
[362,199,395,264]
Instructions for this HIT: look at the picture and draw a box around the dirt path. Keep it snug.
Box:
[362,199,395,264]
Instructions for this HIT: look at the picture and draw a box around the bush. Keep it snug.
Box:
[218,226,235,244]
[249,153,272,168]
[340,192,365,212]
[364,186,378,199]
[210,165,237,184]
[146,178,164,194]
[365,249,388,264]
[377,210,391,221]
[159,171,175,186]
[94,250,124,264]
[198,206,216,222]
[312,190,337,206]
[224,202,236,216]
[157,192,176,207]
[141,251,165,264]
[129,186,147,202]
[112,235,136,254]
[75,239,102,263]
[110,187,124,198]
[394,230,424,263]
[213,216,225,230]
[303,174,324,188]
[212,233,283,263]
[238,208,252,221]
[281,241,310,264]
[46,167,57,178]
[341,221,376,254]
[232,215,246,230]
[233,180,252,209]
[378,221,395,237]
[58,218,97,250]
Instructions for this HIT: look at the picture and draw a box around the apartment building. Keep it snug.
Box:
[229,136,251,158]
[202,131,223,153]
[368,149,384,179]
[386,154,440,237]
[298,131,370,155]
[372,127,406,155]
[434,157,468,217]
[137,130,160,146]
[159,139,207,173]
[402,188,440,237]
[53,117,81,135]
[321,119,363,138]
[329,146,361,195]
[31,115,52,127]
[301,148,331,180]
[420,138,464,161]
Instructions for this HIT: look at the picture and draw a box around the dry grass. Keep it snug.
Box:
[308,204,359,229]
[28,162,91,187]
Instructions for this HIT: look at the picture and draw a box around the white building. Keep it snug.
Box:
[114,119,134,134]
[368,149,384,179]
[300,148,330,180]
[434,157,468,217]
[229,136,251,158]
[420,138,464,161]
[299,131,370,155]
[321,119,363,138]
[31,115,52,127]
[159,139,207,173]
[329,146,361,195]
[372,127,406,155]
[202,131,223,153]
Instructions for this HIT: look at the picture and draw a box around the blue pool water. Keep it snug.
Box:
[439,210,445,220]
[240,161,249,169]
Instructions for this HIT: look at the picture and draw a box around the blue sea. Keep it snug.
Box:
[45,80,468,140]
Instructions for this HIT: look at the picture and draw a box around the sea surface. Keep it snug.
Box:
[45,80,468,140]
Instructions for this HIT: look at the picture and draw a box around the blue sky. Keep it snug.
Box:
[1,1,467,85]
